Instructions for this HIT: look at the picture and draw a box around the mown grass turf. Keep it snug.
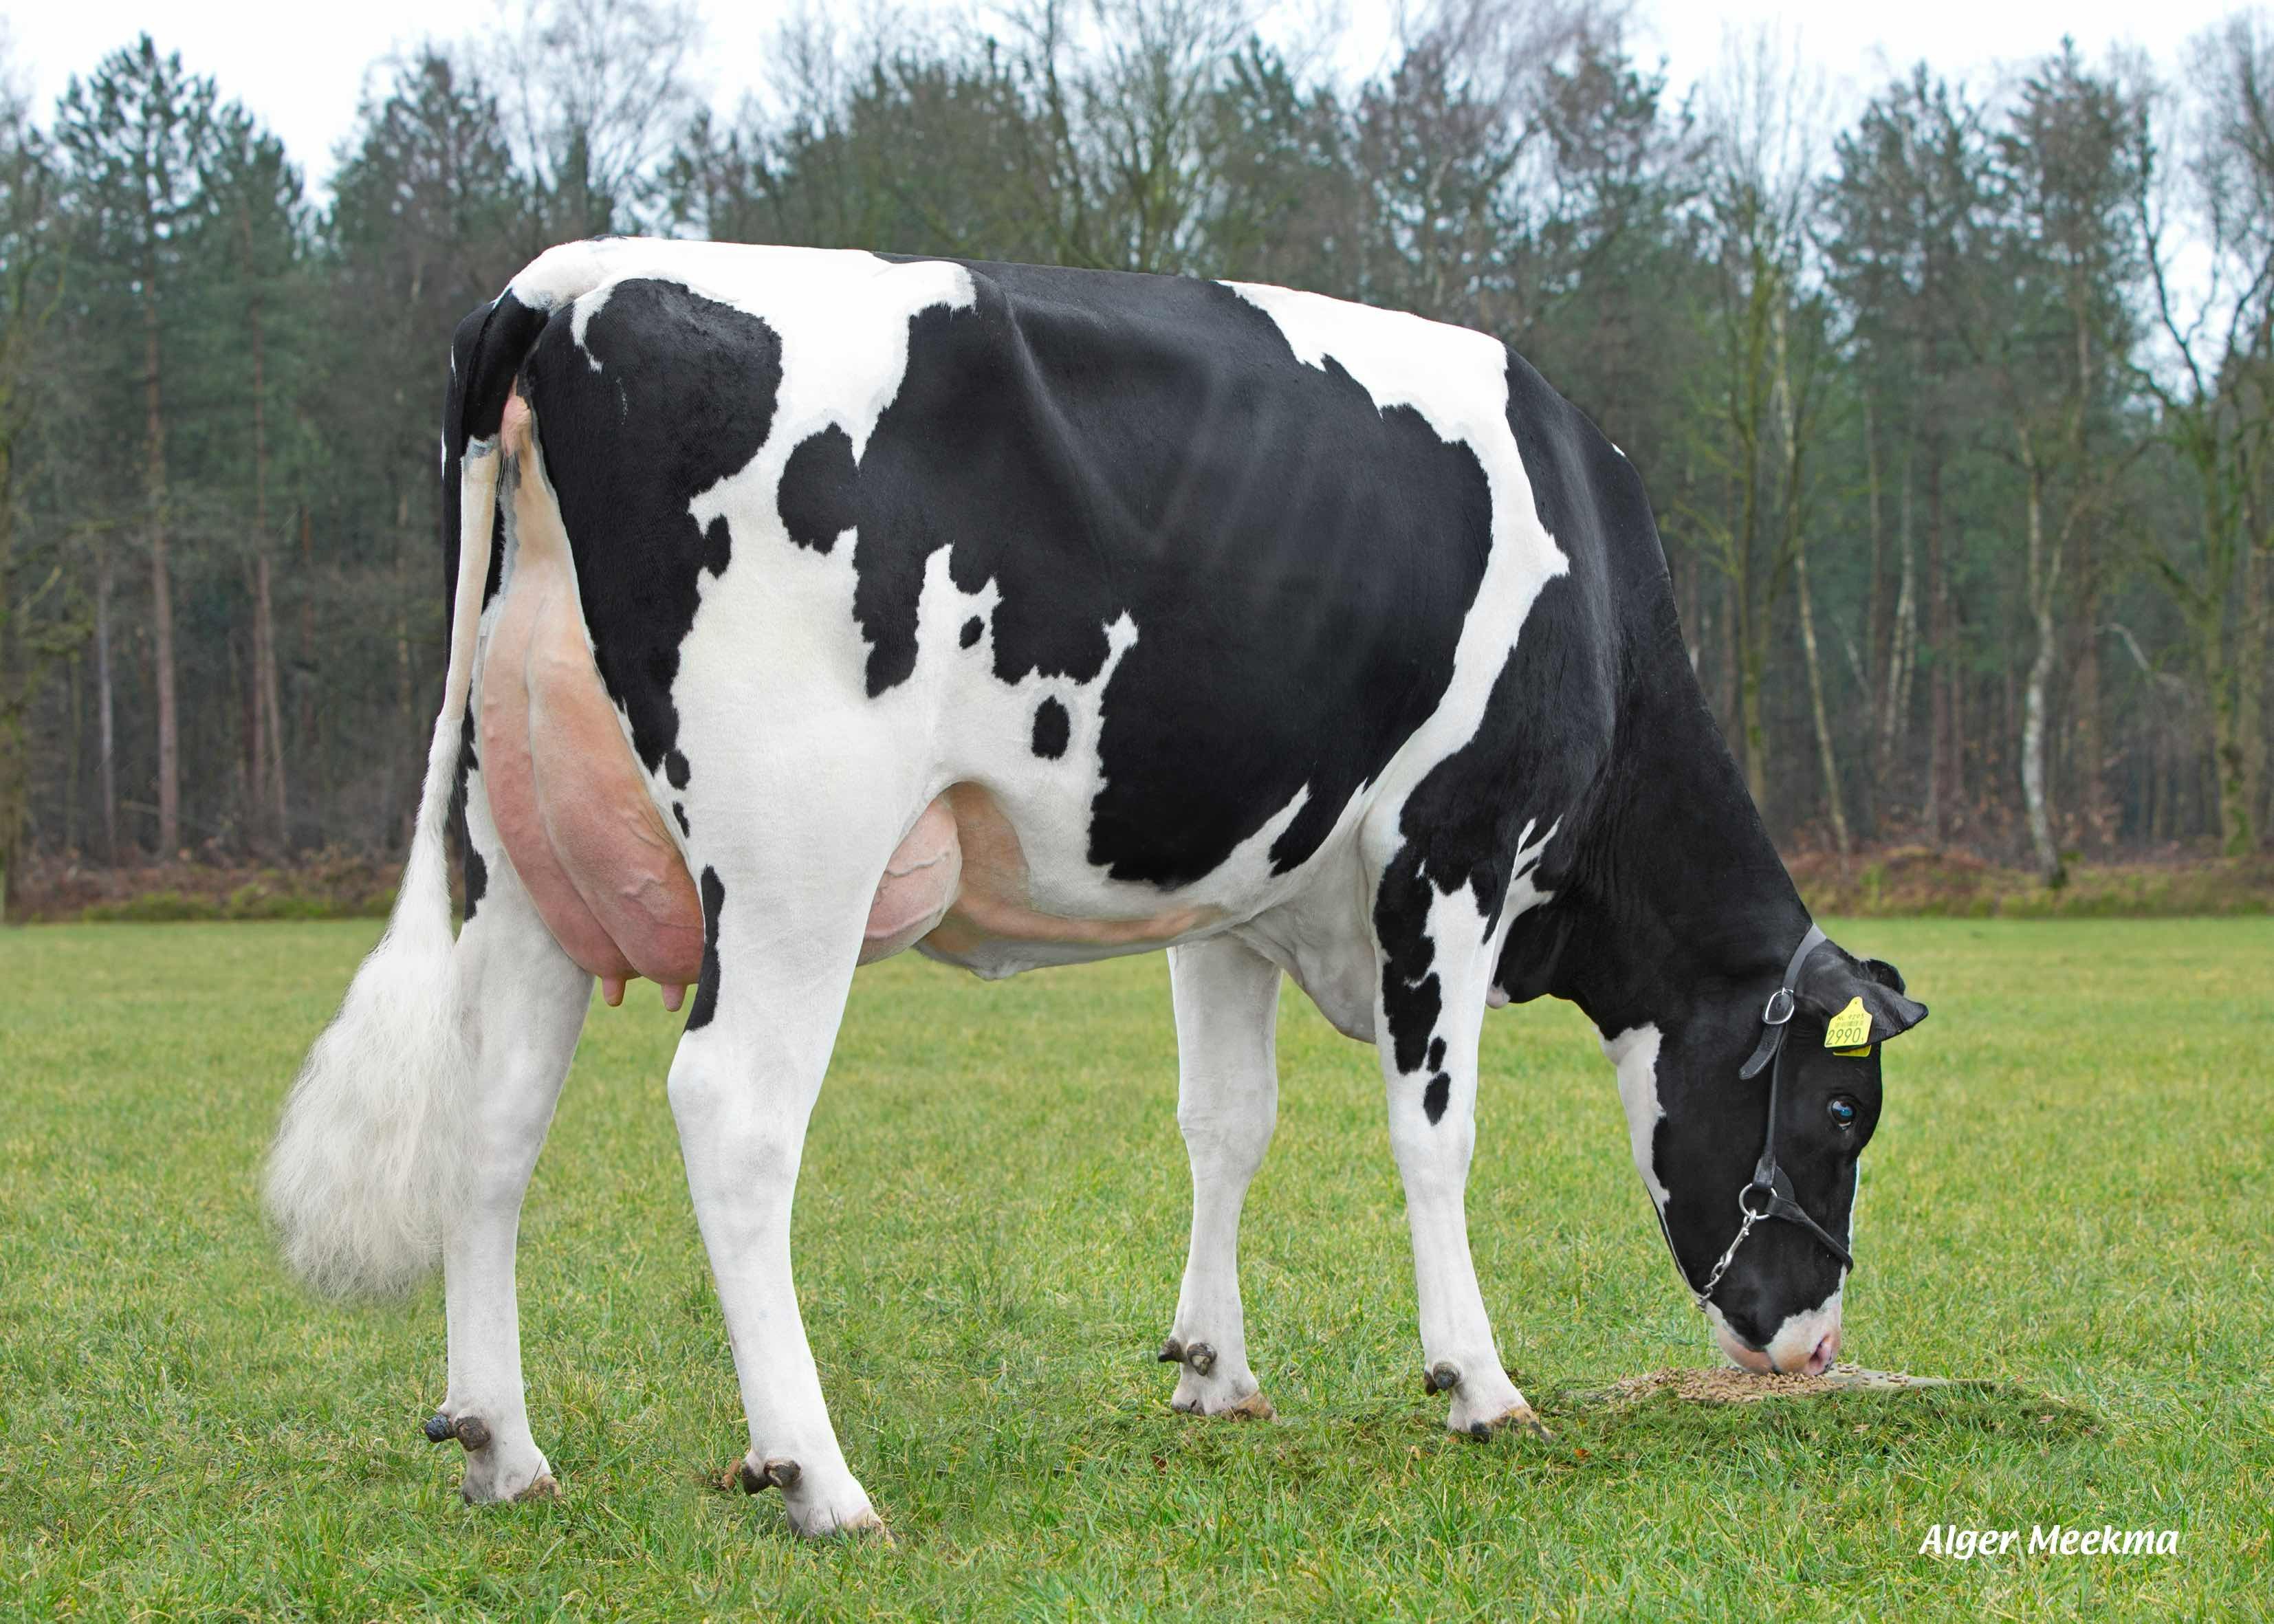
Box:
[1,919,2268,1620]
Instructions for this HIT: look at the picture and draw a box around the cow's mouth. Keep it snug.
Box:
[1707,1297,1843,1376]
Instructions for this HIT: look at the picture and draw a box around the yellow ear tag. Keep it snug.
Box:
[1824,996,1872,1051]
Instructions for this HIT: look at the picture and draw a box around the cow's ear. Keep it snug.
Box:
[1799,948,1927,1044]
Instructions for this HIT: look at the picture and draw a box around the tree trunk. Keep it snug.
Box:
[2018,433,2063,884]
[1925,447,1952,843]
[1740,659,1768,810]
[1859,398,1886,836]
[2066,272,2109,850]
[144,257,177,859]
[395,604,414,849]
[255,551,285,840]
[297,501,316,776]
[2205,615,2253,855]
[393,482,415,849]
[241,196,288,848]
[246,562,266,836]
[1771,299,1837,849]
[65,652,81,855]
[1718,571,1740,744]
[2075,554,2106,848]
[2241,536,2266,851]
[1797,542,1850,857]
[233,629,252,825]
[1863,397,1886,710]
[96,547,117,864]
[1883,438,1918,795]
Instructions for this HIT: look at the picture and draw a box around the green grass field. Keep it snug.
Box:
[2,919,2268,1620]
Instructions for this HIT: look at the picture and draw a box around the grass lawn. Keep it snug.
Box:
[1,918,2268,1620]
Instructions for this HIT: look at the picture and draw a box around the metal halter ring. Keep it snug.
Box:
[1762,987,1795,1027]
[1737,1179,1778,1220]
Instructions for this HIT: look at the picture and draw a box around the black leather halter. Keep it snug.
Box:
[1683,923,1856,1311]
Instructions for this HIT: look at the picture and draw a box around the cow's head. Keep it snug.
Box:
[1603,936,1926,1374]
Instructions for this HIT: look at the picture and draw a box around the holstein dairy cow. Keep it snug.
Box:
[267,238,1926,1536]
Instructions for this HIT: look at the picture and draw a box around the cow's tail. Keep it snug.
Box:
[265,279,561,1297]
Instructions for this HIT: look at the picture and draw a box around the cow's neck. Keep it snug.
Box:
[1509,591,1811,1039]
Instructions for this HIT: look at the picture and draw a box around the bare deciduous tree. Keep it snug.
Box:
[484,0,706,235]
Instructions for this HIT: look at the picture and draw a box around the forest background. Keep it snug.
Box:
[5,0,2274,921]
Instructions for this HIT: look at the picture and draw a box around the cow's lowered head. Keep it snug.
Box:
[1598,936,1927,1375]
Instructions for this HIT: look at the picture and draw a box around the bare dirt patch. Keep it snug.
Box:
[1583,1363,1968,1406]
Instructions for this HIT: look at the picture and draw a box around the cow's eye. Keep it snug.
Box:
[1827,1097,1858,1130]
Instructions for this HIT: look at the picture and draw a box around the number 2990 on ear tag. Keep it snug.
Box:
[1824,995,1872,1051]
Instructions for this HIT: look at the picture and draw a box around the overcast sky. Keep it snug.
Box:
[2,0,2256,197]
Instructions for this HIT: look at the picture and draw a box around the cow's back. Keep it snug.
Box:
[507,242,1575,959]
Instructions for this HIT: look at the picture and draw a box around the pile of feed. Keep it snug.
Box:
[1586,1363,1961,1405]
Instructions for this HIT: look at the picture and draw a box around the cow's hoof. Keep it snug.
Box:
[437,1411,556,1505]
[798,1505,890,1541]
[784,1494,890,1541]
[1454,1398,1551,1442]
[740,1452,887,1541]
[1171,1387,1275,1420]
[1163,1334,1269,1419]
[459,1451,559,1504]
[1440,1368,1540,1439]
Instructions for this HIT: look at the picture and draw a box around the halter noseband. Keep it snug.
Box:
[1683,923,1856,1312]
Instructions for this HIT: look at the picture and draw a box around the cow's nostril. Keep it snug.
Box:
[1805,1335,1835,1376]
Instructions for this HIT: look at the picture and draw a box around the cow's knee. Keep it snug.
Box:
[1175,1101,1273,1176]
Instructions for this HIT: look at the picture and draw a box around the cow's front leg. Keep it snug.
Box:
[666,833,894,1539]
[1162,934,1280,1420]
[437,800,591,1504]
[1371,880,1540,1438]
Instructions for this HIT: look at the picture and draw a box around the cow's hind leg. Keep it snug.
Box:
[666,804,908,1539]
[1161,934,1280,1419]
[434,778,591,1504]
[1369,855,1543,1439]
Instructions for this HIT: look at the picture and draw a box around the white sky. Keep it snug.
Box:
[1,0,2255,198]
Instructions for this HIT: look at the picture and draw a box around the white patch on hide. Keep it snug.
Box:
[1599,1022,1669,1211]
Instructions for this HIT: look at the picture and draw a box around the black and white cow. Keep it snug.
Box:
[267,239,1926,1536]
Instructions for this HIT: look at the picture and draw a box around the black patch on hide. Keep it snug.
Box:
[778,424,859,553]
[1031,696,1070,759]
[860,259,1496,886]
[687,865,725,1031]
[521,279,784,776]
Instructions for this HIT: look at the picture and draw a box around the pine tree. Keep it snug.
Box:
[55,36,217,860]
